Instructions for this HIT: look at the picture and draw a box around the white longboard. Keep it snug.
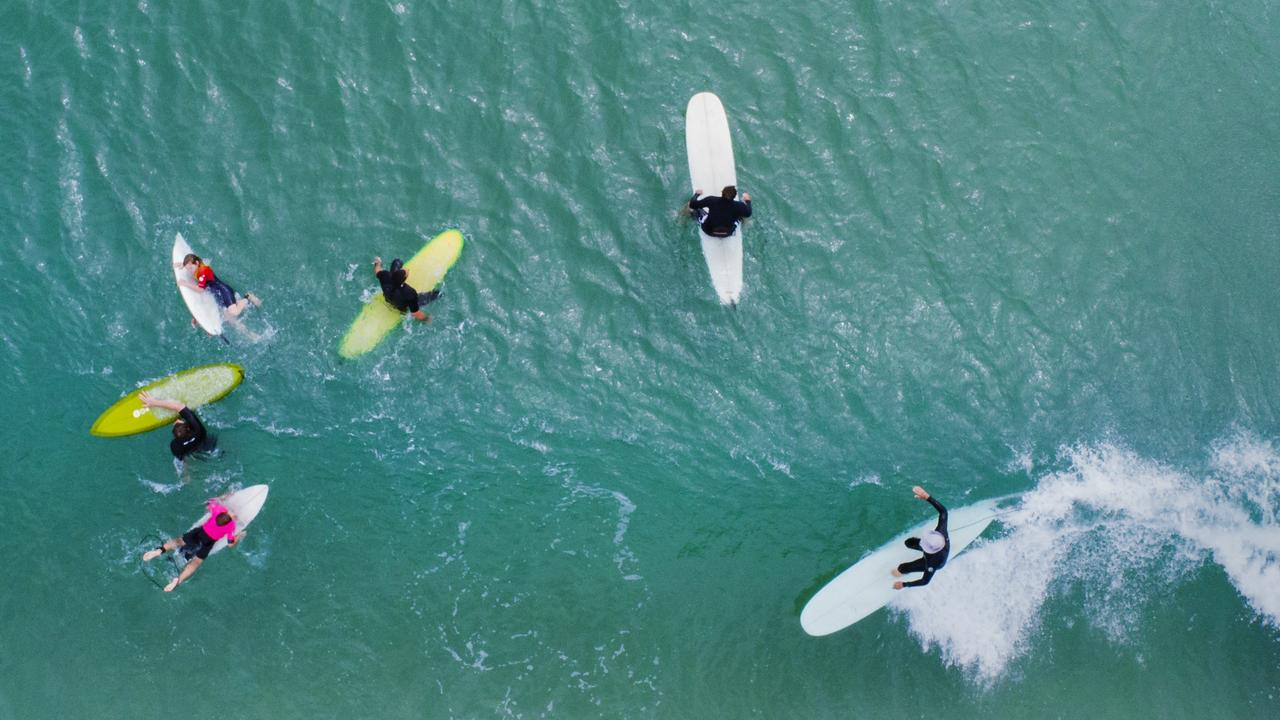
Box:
[685,92,744,306]
[800,498,1005,637]
[173,232,223,336]
[187,484,269,557]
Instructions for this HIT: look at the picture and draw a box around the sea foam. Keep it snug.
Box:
[892,436,1280,683]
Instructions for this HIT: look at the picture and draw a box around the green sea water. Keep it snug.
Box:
[2,0,1279,717]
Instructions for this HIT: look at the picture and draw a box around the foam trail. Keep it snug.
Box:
[893,437,1280,683]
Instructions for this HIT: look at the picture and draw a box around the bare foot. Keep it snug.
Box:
[142,548,163,562]
[893,582,904,590]
[890,568,902,577]
[164,579,179,592]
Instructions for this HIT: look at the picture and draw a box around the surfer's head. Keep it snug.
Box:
[389,259,408,285]
[920,531,946,554]
[172,418,194,440]
[181,253,202,270]
[215,512,232,526]
[721,185,737,200]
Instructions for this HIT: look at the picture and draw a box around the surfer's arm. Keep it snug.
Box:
[139,392,185,412]
[926,496,948,533]
[900,568,935,588]
[372,257,383,276]
[689,193,711,209]
[736,198,752,218]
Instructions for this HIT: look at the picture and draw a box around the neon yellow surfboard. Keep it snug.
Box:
[90,363,244,437]
[338,229,464,358]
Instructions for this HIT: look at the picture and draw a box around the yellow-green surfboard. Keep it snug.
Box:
[339,229,464,358]
[90,363,244,437]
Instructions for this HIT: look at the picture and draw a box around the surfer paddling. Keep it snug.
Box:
[892,486,950,589]
[177,254,261,321]
[139,392,214,460]
[689,185,752,237]
[142,494,243,592]
[372,256,439,322]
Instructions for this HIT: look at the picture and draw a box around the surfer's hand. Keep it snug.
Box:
[693,188,702,196]
[893,582,904,590]
[742,192,751,202]
[912,486,929,500]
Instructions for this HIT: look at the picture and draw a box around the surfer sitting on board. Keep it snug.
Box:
[689,185,752,237]
[892,486,950,589]
[142,494,242,592]
[373,256,440,322]
[139,391,214,460]
[178,253,261,321]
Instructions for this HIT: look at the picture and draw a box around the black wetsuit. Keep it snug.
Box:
[179,525,218,560]
[169,407,212,460]
[689,193,752,237]
[376,269,441,314]
[897,496,950,587]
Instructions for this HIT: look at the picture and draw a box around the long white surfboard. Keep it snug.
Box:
[173,232,223,336]
[800,498,1005,637]
[187,484,269,557]
[685,92,744,306]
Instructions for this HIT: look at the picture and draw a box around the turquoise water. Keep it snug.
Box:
[2,0,1279,717]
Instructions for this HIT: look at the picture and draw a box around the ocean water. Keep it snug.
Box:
[2,0,1279,717]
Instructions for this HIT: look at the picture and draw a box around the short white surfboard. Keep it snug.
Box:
[188,484,270,557]
[172,232,223,336]
[800,498,1005,637]
[685,92,744,306]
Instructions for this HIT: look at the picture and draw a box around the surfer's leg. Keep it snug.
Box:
[143,537,180,561]
[894,557,928,577]
[418,289,441,306]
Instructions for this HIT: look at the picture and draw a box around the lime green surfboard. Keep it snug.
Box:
[90,363,244,437]
[339,229,464,358]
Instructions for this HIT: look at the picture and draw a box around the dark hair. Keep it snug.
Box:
[173,420,193,440]
[721,185,737,200]
[182,253,202,266]
[215,512,232,526]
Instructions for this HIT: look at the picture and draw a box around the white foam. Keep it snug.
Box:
[893,439,1280,683]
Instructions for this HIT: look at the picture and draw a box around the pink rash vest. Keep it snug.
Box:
[202,501,237,541]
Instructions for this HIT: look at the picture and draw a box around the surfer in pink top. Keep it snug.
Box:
[142,493,244,592]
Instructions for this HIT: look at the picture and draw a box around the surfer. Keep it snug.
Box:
[689,185,752,237]
[373,256,440,322]
[892,486,949,589]
[142,494,242,592]
[178,253,261,321]
[139,391,214,460]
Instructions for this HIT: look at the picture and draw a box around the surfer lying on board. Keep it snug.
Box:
[892,486,950,589]
[373,256,440,322]
[689,185,752,237]
[139,392,214,461]
[178,253,261,321]
[142,494,242,592]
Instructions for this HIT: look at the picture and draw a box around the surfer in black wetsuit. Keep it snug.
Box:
[139,392,215,460]
[373,256,439,322]
[892,486,950,589]
[689,185,752,237]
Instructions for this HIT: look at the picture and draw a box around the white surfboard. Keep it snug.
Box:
[187,484,269,557]
[800,498,1005,637]
[172,232,223,336]
[685,92,744,306]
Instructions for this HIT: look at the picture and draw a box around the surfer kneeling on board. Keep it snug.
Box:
[373,256,439,322]
[142,495,243,592]
[178,254,262,321]
[139,391,214,460]
[689,185,752,237]
[892,485,949,589]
